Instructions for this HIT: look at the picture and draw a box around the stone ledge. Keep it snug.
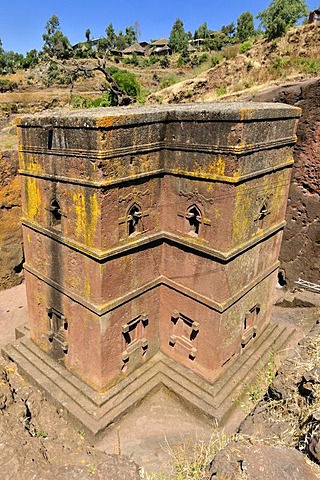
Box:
[22,219,286,263]
[2,321,296,442]
[24,263,279,315]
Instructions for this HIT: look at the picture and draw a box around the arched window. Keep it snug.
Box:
[50,199,62,229]
[186,205,201,236]
[259,204,268,223]
[128,204,142,236]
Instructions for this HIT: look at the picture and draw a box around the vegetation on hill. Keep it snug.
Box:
[148,22,320,105]
[0,0,318,111]
[257,0,309,40]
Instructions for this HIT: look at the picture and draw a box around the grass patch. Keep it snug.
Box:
[143,430,242,480]
[222,45,239,60]
[159,74,180,90]
[240,351,277,415]
[260,335,320,454]
[296,56,320,75]
[215,83,227,96]
[239,40,253,54]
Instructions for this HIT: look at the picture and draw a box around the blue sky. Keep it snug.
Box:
[0,0,318,54]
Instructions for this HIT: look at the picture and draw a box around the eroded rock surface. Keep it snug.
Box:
[0,116,23,290]
[0,358,140,480]
[209,443,319,480]
[250,78,320,289]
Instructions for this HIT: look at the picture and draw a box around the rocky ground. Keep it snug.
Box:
[208,314,320,479]
[0,285,320,479]
[0,358,140,479]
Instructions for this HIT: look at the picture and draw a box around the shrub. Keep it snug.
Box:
[271,56,291,69]
[91,93,112,107]
[221,44,239,60]
[122,52,140,66]
[211,53,223,67]
[72,68,142,108]
[296,57,320,75]
[199,53,209,64]
[0,102,18,113]
[0,79,18,92]
[112,70,140,98]
[106,66,120,76]
[190,55,200,67]
[136,87,150,104]
[70,95,92,109]
[216,83,227,96]
[239,40,253,54]
[177,53,190,66]
[159,56,170,68]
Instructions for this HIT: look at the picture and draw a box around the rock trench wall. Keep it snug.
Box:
[0,148,23,290]
[250,78,320,289]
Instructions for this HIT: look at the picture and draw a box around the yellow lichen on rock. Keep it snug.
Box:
[25,177,41,222]
[73,190,100,247]
[232,183,253,244]
[98,116,116,129]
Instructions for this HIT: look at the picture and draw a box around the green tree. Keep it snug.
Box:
[23,49,39,69]
[85,28,91,42]
[115,30,127,50]
[0,39,5,72]
[237,12,255,42]
[42,14,71,58]
[221,22,236,38]
[169,18,188,53]
[203,31,229,51]
[105,22,116,49]
[194,22,211,40]
[2,51,24,73]
[257,0,308,40]
[124,26,137,47]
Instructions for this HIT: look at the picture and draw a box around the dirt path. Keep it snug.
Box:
[0,282,27,347]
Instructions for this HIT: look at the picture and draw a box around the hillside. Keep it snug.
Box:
[0,23,319,114]
[148,22,320,104]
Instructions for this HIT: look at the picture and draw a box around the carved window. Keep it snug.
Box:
[255,196,271,230]
[49,199,62,230]
[127,204,142,236]
[186,205,202,236]
[241,305,260,348]
[48,129,54,150]
[121,313,148,371]
[47,307,68,360]
[169,310,199,360]
[258,204,270,228]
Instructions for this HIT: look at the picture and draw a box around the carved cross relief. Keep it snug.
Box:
[255,193,272,229]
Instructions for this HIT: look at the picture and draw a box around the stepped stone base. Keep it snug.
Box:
[2,321,296,442]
